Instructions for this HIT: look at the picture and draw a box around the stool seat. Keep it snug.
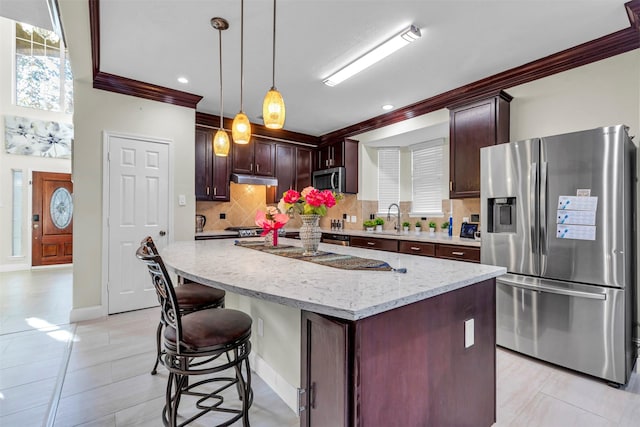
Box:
[175,283,225,311]
[165,308,252,350]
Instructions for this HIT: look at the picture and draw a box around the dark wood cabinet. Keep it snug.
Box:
[301,278,496,426]
[301,312,351,427]
[436,243,481,263]
[268,144,314,203]
[350,236,398,252]
[315,138,359,194]
[296,147,313,190]
[448,91,512,198]
[195,128,231,201]
[232,137,275,176]
[398,240,436,257]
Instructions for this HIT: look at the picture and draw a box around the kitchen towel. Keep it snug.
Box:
[235,241,407,273]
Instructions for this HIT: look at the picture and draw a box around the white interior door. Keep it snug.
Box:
[106,133,170,314]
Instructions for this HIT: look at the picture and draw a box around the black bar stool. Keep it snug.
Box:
[144,237,226,375]
[137,237,252,426]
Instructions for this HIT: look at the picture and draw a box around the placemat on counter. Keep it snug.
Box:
[235,241,407,273]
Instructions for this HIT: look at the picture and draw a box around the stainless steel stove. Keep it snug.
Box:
[225,226,264,237]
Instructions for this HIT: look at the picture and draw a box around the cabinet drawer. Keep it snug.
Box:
[350,236,398,252]
[436,244,480,263]
[399,241,436,257]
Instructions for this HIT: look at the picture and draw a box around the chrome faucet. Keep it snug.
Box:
[387,203,401,233]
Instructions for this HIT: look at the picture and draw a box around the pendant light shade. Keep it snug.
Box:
[232,0,252,144]
[263,88,285,129]
[211,17,230,157]
[263,0,285,129]
[213,129,230,156]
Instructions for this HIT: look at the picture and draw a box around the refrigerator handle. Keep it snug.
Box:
[530,163,538,257]
[540,161,548,257]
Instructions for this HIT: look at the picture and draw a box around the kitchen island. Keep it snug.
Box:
[162,238,505,427]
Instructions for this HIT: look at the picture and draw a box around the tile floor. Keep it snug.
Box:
[0,268,638,426]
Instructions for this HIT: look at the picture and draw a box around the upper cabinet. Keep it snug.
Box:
[232,137,275,176]
[315,138,359,194]
[448,91,512,199]
[195,127,231,201]
[268,144,314,203]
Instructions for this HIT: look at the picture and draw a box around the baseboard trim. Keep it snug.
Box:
[0,263,31,272]
[31,263,73,270]
[249,352,299,415]
[69,305,106,323]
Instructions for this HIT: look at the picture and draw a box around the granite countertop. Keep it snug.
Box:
[162,238,504,321]
[195,228,481,247]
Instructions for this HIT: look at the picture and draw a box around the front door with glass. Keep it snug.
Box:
[32,171,73,266]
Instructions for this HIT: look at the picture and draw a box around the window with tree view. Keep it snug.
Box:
[15,23,73,113]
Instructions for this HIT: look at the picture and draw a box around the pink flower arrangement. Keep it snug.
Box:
[278,186,340,216]
[255,206,289,246]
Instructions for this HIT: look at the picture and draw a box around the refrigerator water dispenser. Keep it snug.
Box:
[487,197,516,233]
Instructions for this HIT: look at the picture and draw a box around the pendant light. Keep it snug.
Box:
[262,0,285,129]
[232,0,251,144]
[211,17,230,156]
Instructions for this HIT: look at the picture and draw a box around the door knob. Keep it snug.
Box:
[159,230,166,236]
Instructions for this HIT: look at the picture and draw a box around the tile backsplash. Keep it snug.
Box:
[197,185,480,236]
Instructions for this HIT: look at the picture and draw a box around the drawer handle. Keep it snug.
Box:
[367,242,376,246]
[452,251,464,256]
[410,247,421,251]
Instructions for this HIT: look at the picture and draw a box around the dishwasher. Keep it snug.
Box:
[321,233,350,246]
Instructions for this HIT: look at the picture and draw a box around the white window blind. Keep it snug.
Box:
[411,140,444,215]
[377,148,400,213]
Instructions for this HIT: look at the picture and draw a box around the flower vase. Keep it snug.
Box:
[264,230,277,247]
[299,214,321,256]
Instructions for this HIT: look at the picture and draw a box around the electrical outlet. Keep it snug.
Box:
[258,317,264,337]
[220,213,226,219]
[464,318,474,348]
[351,215,356,223]
[463,216,469,223]
[342,213,347,219]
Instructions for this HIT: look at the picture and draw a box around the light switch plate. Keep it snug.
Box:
[178,194,186,206]
[464,318,474,348]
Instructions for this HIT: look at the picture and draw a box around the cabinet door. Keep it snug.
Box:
[211,152,231,201]
[232,142,253,174]
[449,100,495,198]
[254,139,275,176]
[316,145,331,170]
[301,311,350,427]
[296,147,313,190]
[436,244,480,263]
[274,144,295,200]
[449,92,511,199]
[350,236,398,252]
[330,141,344,168]
[195,129,213,201]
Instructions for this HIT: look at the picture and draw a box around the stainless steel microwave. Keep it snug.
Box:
[312,167,346,193]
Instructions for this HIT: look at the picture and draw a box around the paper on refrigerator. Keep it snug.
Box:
[556,195,597,241]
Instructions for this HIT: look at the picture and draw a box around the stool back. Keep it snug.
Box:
[136,237,185,355]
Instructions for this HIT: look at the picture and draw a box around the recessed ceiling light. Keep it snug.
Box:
[382,104,394,111]
[177,76,189,84]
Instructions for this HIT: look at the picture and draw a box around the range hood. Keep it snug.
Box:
[231,173,278,186]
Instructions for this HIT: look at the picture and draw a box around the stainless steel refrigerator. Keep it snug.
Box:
[480,124,636,385]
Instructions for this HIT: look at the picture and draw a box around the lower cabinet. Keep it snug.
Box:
[350,236,398,252]
[301,278,497,427]
[436,244,481,263]
[398,241,436,257]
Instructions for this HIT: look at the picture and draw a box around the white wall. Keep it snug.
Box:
[59,1,196,315]
[0,16,72,271]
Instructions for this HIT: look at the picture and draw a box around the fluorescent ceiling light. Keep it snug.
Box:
[323,25,421,87]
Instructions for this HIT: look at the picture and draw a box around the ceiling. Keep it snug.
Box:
[1,1,634,139]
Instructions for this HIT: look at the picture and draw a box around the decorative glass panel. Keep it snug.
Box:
[50,187,73,229]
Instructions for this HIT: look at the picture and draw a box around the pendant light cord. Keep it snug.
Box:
[218,28,224,130]
[240,0,245,111]
[271,0,276,89]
